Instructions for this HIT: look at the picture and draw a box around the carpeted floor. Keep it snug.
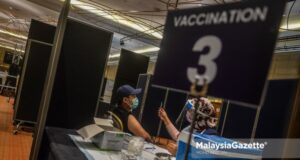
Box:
[0,96,32,160]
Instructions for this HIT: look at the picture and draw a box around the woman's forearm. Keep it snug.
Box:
[165,121,180,141]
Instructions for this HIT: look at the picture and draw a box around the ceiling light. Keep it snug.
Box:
[61,0,163,39]
[0,44,25,53]
[134,47,160,53]
[0,29,27,40]
[280,22,300,30]
[108,46,160,59]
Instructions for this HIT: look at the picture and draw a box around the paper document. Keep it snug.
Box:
[94,117,113,127]
[77,124,104,139]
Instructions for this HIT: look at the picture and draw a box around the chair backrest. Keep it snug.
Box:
[107,111,124,131]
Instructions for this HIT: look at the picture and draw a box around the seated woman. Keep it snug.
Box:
[184,97,218,135]
[156,97,218,144]
[153,97,218,155]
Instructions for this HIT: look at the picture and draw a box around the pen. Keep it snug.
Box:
[157,101,164,137]
[145,146,155,150]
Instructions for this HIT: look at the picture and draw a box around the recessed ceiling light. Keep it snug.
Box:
[109,46,160,58]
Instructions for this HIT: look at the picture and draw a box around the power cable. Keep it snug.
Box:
[287,0,296,30]
[281,0,300,32]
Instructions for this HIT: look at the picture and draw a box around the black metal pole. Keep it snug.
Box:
[183,97,200,160]
[29,0,70,159]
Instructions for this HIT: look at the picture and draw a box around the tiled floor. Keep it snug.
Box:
[0,96,32,160]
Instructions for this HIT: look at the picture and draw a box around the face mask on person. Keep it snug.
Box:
[131,97,139,110]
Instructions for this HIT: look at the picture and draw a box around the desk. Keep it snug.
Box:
[39,127,175,160]
[39,127,88,160]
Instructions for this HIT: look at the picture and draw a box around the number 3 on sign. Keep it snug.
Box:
[187,35,222,85]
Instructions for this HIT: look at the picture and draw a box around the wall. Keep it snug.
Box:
[268,52,300,80]
[105,65,118,80]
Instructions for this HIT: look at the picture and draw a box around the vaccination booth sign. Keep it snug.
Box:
[152,0,285,106]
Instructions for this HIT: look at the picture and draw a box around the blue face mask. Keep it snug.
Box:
[131,97,139,110]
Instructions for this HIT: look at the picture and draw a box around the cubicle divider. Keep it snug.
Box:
[219,79,299,138]
[14,40,53,123]
[13,20,56,132]
[45,18,113,129]
[221,104,257,138]
[26,19,56,43]
[255,79,299,138]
